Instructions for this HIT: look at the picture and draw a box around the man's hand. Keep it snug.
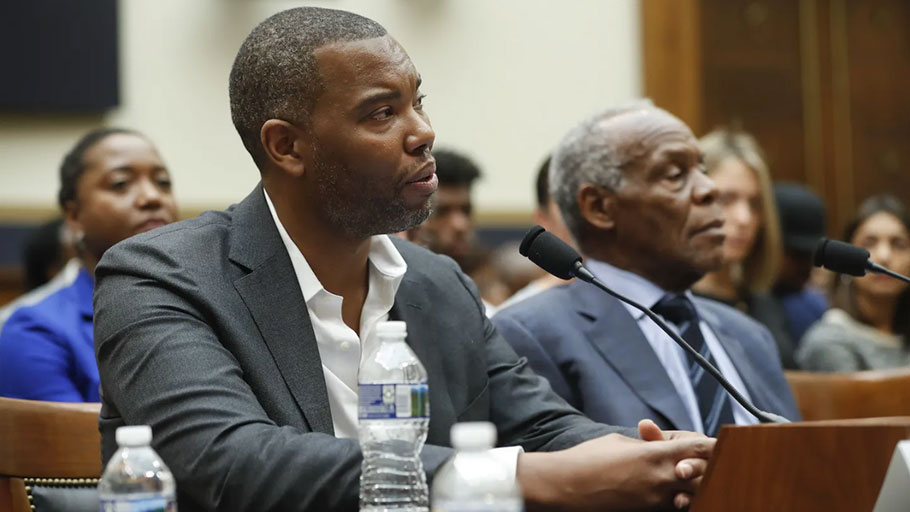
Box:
[638,418,709,443]
[638,419,715,509]
[517,429,715,511]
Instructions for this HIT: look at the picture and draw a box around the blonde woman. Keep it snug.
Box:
[692,129,794,367]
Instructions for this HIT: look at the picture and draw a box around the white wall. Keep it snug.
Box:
[0,0,641,218]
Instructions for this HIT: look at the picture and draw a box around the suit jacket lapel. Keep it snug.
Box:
[228,185,334,435]
[388,270,451,444]
[573,282,695,431]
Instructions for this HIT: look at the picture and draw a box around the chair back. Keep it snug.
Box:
[786,368,910,421]
[0,398,101,512]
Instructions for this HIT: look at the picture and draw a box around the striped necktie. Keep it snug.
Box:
[652,293,735,436]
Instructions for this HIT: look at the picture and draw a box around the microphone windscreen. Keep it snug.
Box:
[813,238,870,276]
[519,225,545,257]
[520,226,581,280]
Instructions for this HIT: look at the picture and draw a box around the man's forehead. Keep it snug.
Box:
[599,110,696,160]
[601,110,691,138]
[314,35,416,81]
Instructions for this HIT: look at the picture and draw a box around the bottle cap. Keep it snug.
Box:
[450,421,497,450]
[116,425,153,447]
[375,321,407,338]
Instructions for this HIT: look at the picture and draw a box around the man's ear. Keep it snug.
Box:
[260,119,310,177]
[577,184,616,231]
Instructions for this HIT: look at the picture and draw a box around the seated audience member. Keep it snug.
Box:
[93,9,714,511]
[0,219,80,330]
[406,149,506,312]
[690,129,796,368]
[497,156,573,311]
[408,148,482,270]
[494,104,800,435]
[0,128,177,402]
[459,245,512,307]
[771,183,829,344]
[491,241,546,301]
[483,241,546,316]
[798,195,910,371]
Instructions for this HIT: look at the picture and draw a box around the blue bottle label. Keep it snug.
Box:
[359,383,429,419]
[100,497,176,512]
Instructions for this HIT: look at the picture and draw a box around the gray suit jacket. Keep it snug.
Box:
[493,280,801,432]
[93,185,627,512]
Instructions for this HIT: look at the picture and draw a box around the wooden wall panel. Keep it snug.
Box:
[700,0,805,185]
[641,0,704,133]
[642,0,910,237]
[841,0,910,218]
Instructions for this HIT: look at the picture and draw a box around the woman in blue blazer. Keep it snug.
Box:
[0,128,178,401]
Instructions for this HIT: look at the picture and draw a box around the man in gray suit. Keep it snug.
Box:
[494,104,800,436]
[93,7,713,512]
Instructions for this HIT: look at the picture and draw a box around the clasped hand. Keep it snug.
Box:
[518,419,715,511]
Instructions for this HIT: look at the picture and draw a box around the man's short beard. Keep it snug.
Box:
[313,155,432,239]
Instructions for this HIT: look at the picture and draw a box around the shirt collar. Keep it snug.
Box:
[263,189,407,303]
[585,258,694,319]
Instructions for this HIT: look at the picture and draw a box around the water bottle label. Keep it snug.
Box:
[432,502,524,512]
[359,383,429,419]
[100,497,177,512]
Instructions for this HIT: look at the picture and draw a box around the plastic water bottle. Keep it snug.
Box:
[98,425,177,512]
[431,422,523,512]
[359,320,430,512]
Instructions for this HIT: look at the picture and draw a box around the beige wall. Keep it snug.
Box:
[0,0,642,220]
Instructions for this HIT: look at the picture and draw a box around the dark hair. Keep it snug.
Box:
[843,194,910,242]
[535,155,552,209]
[433,148,482,186]
[836,194,910,344]
[58,127,139,208]
[229,7,387,168]
[22,218,65,290]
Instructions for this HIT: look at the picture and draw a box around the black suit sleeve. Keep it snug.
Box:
[451,266,637,447]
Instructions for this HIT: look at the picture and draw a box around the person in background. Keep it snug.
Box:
[0,219,80,330]
[407,148,481,271]
[406,148,509,310]
[691,129,795,368]
[771,183,829,345]
[532,156,574,246]
[496,156,573,312]
[459,245,513,308]
[798,195,910,371]
[0,128,178,401]
[490,241,545,302]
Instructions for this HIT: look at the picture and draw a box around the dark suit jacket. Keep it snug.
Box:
[93,185,627,512]
[493,280,801,432]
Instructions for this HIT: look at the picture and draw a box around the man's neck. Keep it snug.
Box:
[588,247,696,294]
[267,184,371,332]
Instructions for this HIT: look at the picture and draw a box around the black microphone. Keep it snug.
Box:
[813,238,910,284]
[520,226,789,425]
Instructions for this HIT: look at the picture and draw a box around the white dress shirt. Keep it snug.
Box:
[264,191,521,474]
[586,259,758,433]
